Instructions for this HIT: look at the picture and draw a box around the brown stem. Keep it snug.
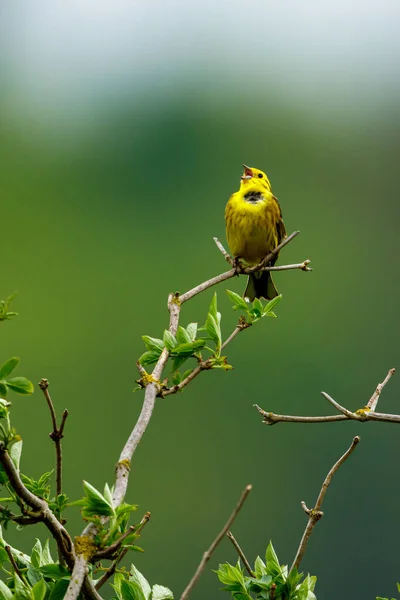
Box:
[180,485,252,600]
[39,379,68,497]
[290,436,360,573]
[226,531,254,576]
[5,545,26,583]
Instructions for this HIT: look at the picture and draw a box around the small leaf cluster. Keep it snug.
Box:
[216,542,316,600]
[113,564,173,600]
[0,358,34,399]
[0,530,73,600]
[226,291,282,324]
[71,481,140,553]
[0,296,18,324]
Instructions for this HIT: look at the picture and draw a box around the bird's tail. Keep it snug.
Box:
[243,271,278,302]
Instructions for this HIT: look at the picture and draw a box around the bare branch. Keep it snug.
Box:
[255,368,398,425]
[259,259,312,272]
[226,531,254,577]
[5,545,27,583]
[180,484,252,600]
[39,378,68,497]
[367,368,395,411]
[290,436,360,573]
[0,444,74,568]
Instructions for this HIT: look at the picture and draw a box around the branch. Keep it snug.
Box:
[255,368,397,425]
[66,231,306,600]
[5,545,26,583]
[180,231,307,303]
[290,436,360,573]
[226,531,254,577]
[367,367,395,410]
[39,379,68,497]
[0,444,74,568]
[180,484,252,600]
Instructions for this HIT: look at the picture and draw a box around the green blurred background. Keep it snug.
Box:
[1,1,400,598]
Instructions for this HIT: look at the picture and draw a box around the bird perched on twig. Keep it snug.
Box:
[225,165,286,301]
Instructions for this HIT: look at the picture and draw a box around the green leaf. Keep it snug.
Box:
[41,539,54,565]
[26,567,42,587]
[265,541,284,581]
[6,377,34,395]
[0,358,19,380]
[82,480,115,517]
[226,290,249,311]
[0,399,10,419]
[176,327,191,344]
[129,565,151,600]
[10,440,23,472]
[151,585,174,600]
[32,579,46,600]
[0,580,13,600]
[172,356,189,372]
[14,577,31,600]
[170,340,206,357]
[112,572,125,600]
[103,483,113,507]
[163,331,177,352]
[142,336,164,353]
[48,579,71,600]
[138,351,161,366]
[186,323,198,341]
[121,579,146,600]
[31,539,42,569]
[0,383,7,398]
[254,556,267,578]
[262,295,282,315]
[253,298,263,315]
[208,292,218,320]
[39,564,70,579]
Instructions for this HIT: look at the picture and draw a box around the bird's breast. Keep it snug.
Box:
[225,192,280,263]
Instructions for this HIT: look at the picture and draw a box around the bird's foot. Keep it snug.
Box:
[233,257,244,275]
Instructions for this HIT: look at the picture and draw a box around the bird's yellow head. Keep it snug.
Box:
[240,165,272,192]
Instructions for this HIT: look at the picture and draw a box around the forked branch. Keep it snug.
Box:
[290,436,360,573]
[255,368,396,425]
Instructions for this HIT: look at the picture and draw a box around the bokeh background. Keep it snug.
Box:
[1,1,400,598]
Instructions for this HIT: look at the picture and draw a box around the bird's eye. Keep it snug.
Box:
[258,173,263,178]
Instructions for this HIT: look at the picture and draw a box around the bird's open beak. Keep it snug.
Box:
[241,164,253,180]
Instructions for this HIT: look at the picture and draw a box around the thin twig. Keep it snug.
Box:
[213,237,234,266]
[5,545,26,583]
[39,379,68,497]
[226,531,254,576]
[320,392,360,419]
[367,368,395,410]
[290,436,360,573]
[180,484,252,600]
[95,512,151,591]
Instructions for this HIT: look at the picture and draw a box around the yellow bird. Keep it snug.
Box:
[225,165,286,301]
